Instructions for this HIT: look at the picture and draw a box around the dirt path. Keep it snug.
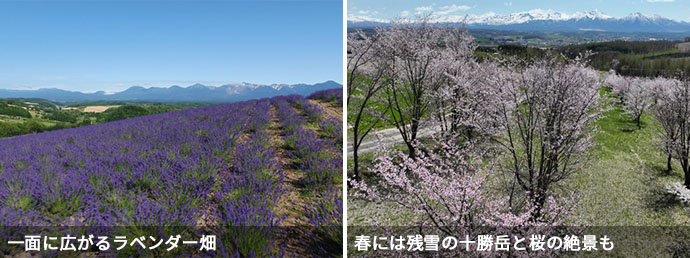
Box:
[196,129,253,228]
[268,104,311,256]
[309,99,342,122]
[347,124,439,156]
[268,101,342,255]
[270,105,307,226]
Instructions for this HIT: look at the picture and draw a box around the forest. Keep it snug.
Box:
[561,40,690,77]
[476,40,690,78]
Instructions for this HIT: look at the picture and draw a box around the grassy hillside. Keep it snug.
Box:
[561,101,690,257]
[0,98,203,138]
[566,105,690,226]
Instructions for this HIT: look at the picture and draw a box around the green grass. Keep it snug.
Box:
[0,116,56,127]
[348,73,429,132]
[0,116,25,123]
[346,93,393,131]
[634,48,680,58]
[561,104,690,257]
[565,106,690,226]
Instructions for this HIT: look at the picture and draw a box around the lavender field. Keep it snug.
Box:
[0,91,343,256]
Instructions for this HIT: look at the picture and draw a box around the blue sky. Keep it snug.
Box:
[349,0,690,22]
[0,1,342,92]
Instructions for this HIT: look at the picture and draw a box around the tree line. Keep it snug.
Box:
[561,40,690,77]
[606,70,690,188]
[0,105,31,118]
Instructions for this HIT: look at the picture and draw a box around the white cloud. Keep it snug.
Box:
[414,5,434,15]
[347,15,387,23]
[356,10,378,15]
[646,0,674,2]
[437,4,472,15]
[504,2,513,6]
[400,10,410,17]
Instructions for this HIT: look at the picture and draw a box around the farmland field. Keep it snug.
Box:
[81,105,120,113]
[0,90,343,256]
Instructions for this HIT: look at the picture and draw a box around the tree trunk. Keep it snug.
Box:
[406,141,416,159]
[466,127,473,141]
[684,160,690,189]
[351,145,360,186]
[530,191,547,223]
[667,153,673,174]
[407,121,419,159]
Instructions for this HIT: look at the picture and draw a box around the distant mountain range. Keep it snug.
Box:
[0,81,342,102]
[348,10,690,34]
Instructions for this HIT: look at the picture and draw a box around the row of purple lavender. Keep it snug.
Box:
[0,91,343,256]
[273,94,343,254]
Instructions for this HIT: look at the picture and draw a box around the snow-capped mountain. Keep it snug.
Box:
[348,10,690,33]
[0,81,342,102]
[458,9,612,25]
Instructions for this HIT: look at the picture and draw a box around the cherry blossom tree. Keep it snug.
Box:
[650,77,681,173]
[623,78,654,129]
[350,133,572,236]
[351,55,581,238]
[350,135,490,234]
[347,30,387,183]
[350,19,591,243]
[431,29,507,142]
[493,55,602,220]
[347,31,379,104]
[604,70,629,98]
[652,75,690,187]
[376,18,448,159]
[605,71,654,129]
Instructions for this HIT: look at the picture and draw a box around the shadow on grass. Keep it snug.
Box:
[644,162,683,180]
[638,159,686,212]
[597,106,645,134]
[620,127,637,133]
[644,182,682,212]
[667,242,690,258]
[618,118,644,133]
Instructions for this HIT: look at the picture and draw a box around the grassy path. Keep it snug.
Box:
[271,99,343,256]
[565,107,690,226]
[268,104,310,256]
[563,106,690,257]
[308,99,342,122]
[270,105,308,226]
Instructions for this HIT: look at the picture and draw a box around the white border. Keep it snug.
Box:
[342,0,348,256]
